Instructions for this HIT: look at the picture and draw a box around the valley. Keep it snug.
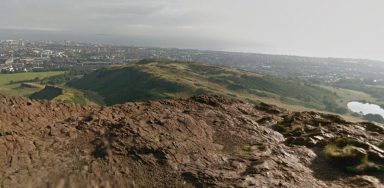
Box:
[2,40,384,124]
[2,59,384,124]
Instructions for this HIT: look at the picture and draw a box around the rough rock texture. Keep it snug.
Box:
[0,95,383,188]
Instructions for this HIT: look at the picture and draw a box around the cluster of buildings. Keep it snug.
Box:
[0,39,121,73]
[0,53,47,73]
[2,39,383,86]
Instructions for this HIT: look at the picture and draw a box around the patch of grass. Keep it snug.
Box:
[324,144,367,166]
[233,145,253,156]
[0,72,64,96]
[242,145,252,152]
[70,93,88,105]
[30,85,98,105]
[54,87,98,105]
[324,138,384,173]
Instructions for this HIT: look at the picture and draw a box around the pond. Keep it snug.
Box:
[347,101,384,117]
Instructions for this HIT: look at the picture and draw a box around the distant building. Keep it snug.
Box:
[41,50,53,58]
[0,58,7,64]
[1,66,15,73]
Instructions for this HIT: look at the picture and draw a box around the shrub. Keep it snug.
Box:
[324,138,384,173]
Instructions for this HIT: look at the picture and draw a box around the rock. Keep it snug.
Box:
[344,176,383,188]
[0,95,382,187]
[255,102,286,115]
[362,122,384,134]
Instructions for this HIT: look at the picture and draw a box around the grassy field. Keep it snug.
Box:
[0,72,64,96]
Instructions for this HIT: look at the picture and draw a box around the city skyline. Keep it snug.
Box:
[1,0,383,60]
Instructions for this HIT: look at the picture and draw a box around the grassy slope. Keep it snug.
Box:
[0,71,99,105]
[333,80,384,106]
[0,72,64,96]
[69,63,194,105]
[321,86,380,107]
[30,86,63,100]
[319,86,378,121]
[68,61,340,112]
[30,85,100,105]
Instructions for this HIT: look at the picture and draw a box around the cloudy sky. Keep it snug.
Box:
[0,0,383,60]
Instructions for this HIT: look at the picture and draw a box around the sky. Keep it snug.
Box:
[0,0,383,60]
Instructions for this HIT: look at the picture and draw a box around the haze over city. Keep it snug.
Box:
[0,0,383,60]
[1,1,384,187]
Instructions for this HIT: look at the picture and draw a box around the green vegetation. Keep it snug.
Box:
[0,72,64,96]
[363,114,384,123]
[30,85,101,105]
[0,71,102,105]
[324,138,384,173]
[39,69,92,85]
[68,60,342,112]
[30,86,63,100]
[0,61,356,115]
[334,79,384,105]
[68,65,194,105]
[320,86,384,122]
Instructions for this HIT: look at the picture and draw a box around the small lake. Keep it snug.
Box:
[347,101,384,117]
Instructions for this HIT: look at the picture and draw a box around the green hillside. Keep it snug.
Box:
[68,60,342,112]
[30,86,63,100]
[30,85,103,105]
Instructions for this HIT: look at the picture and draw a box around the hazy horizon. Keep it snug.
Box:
[1,0,383,60]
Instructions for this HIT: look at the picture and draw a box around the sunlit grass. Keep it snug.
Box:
[0,72,64,96]
[324,138,383,173]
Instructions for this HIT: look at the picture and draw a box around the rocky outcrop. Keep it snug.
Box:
[0,95,382,187]
[275,111,383,174]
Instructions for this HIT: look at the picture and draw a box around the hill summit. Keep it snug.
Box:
[0,95,383,187]
[62,60,342,112]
